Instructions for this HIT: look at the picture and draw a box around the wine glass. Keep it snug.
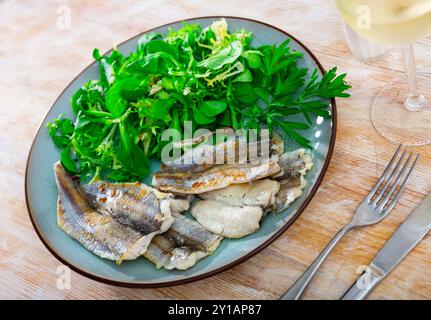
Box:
[335,0,431,146]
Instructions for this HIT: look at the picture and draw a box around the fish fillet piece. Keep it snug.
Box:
[54,162,151,263]
[162,135,244,173]
[190,149,312,239]
[143,213,222,270]
[274,149,313,212]
[144,236,207,270]
[79,181,182,234]
[162,132,276,173]
[191,200,263,238]
[200,179,280,208]
[271,132,285,156]
[153,159,280,194]
[276,149,313,178]
[275,175,307,212]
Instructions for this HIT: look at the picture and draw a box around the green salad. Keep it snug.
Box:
[48,19,350,182]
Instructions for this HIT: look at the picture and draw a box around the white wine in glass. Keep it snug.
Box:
[335,0,431,146]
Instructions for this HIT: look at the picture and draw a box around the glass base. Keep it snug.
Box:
[371,79,431,146]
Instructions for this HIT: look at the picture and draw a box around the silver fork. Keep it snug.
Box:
[281,144,419,300]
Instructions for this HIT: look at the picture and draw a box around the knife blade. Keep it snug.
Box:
[342,192,431,300]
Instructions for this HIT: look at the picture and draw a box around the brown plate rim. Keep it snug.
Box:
[25,15,337,288]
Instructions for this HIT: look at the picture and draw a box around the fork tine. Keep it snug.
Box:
[384,154,419,212]
[377,151,414,210]
[366,144,402,202]
[372,146,408,207]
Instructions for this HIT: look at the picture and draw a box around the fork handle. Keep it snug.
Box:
[281,223,355,300]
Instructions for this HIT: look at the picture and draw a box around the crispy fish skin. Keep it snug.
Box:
[54,162,151,263]
[79,182,179,234]
[152,159,280,194]
[144,213,222,270]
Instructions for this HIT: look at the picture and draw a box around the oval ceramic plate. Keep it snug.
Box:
[25,17,336,287]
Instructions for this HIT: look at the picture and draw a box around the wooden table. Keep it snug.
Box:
[1,0,431,300]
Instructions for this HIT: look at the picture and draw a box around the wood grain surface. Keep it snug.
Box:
[1,0,431,300]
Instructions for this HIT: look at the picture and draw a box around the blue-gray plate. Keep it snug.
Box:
[25,17,336,287]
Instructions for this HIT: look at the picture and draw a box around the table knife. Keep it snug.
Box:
[341,192,431,300]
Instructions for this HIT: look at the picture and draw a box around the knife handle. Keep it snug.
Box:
[341,264,385,300]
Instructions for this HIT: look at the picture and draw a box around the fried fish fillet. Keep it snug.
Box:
[274,175,307,213]
[79,181,186,234]
[54,162,152,263]
[144,213,222,270]
[274,149,313,212]
[275,148,313,178]
[161,135,244,173]
[191,179,279,239]
[190,179,279,239]
[152,159,280,194]
[190,149,313,238]
[161,133,278,173]
[199,179,280,208]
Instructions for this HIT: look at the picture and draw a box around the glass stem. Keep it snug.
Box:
[401,44,427,111]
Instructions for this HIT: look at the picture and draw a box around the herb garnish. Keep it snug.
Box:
[48,19,350,182]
